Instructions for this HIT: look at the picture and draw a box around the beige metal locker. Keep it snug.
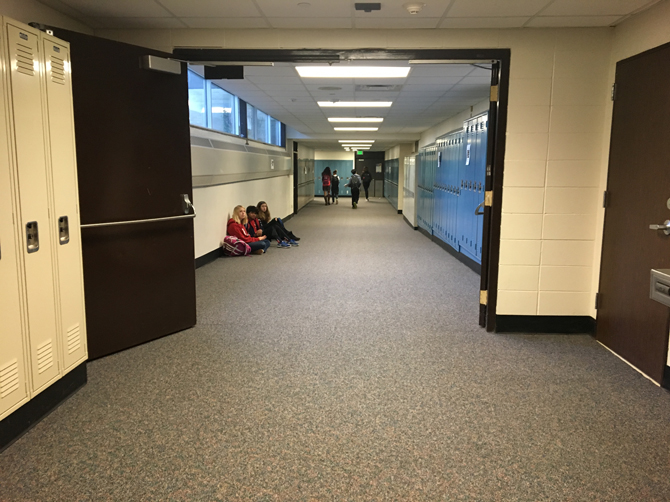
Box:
[4,20,61,394]
[0,27,28,420]
[41,34,87,373]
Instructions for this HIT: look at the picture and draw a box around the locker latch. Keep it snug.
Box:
[26,221,39,253]
[484,191,493,207]
[480,290,488,305]
[58,216,70,245]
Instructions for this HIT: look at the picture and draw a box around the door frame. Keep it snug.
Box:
[173,48,510,332]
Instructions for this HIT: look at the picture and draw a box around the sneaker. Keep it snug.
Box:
[292,236,300,241]
[278,241,291,248]
[252,249,263,255]
[289,239,299,246]
[353,202,357,209]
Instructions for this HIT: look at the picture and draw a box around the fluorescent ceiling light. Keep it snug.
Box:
[338,140,374,143]
[334,127,379,131]
[318,101,392,107]
[328,117,383,123]
[297,66,410,78]
[342,143,374,146]
[348,147,370,150]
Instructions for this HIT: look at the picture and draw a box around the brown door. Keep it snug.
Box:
[52,28,196,359]
[597,42,670,383]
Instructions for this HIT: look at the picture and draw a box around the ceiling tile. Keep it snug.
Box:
[541,0,654,16]
[181,18,269,29]
[61,0,172,17]
[448,0,551,17]
[527,15,623,27]
[438,17,530,28]
[255,0,352,17]
[159,0,261,17]
[268,17,353,28]
[354,18,440,29]
[91,17,185,28]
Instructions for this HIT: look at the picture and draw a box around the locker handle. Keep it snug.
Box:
[475,201,485,216]
[26,221,39,253]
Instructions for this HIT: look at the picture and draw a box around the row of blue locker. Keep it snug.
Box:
[416,112,488,264]
[384,158,400,209]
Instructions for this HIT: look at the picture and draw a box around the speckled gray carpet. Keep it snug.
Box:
[2,198,670,501]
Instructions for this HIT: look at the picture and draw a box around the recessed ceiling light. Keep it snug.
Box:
[297,67,410,78]
[318,101,392,107]
[334,127,379,131]
[328,117,383,123]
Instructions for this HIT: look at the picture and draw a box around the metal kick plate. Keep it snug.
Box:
[650,268,670,307]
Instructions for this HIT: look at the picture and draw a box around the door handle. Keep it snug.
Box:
[649,220,670,235]
[475,201,485,215]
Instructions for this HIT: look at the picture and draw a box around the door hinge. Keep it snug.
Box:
[480,290,488,305]
[490,85,499,103]
[603,190,609,208]
[595,292,600,310]
[611,83,616,101]
[484,191,493,207]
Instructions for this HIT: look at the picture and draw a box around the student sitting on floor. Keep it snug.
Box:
[227,205,271,255]
[257,201,300,243]
[246,205,293,248]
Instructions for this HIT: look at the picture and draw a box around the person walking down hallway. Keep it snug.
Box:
[331,169,340,205]
[321,166,332,205]
[346,169,362,209]
[361,167,372,201]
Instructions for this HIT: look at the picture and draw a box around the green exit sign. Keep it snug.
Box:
[356,150,364,155]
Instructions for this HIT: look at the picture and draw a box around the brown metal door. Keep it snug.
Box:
[52,28,196,359]
[597,42,670,383]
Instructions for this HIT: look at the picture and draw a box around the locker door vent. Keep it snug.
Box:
[67,324,81,354]
[36,339,54,374]
[16,43,35,77]
[50,56,65,85]
[0,359,20,398]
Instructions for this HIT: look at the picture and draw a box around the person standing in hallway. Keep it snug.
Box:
[361,166,372,201]
[331,169,340,205]
[227,205,271,255]
[346,169,362,209]
[321,166,332,205]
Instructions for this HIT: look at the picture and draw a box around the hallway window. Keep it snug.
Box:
[187,68,284,147]
[187,70,206,128]
[210,86,238,135]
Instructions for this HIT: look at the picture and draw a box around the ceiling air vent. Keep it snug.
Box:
[355,84,403,92]
[355,3,381,12]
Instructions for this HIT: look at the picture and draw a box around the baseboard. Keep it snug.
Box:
[432,236,482,275]
[1,362,87,452]
[495,315,596,334]
[418,227,431,239]
[403,215,417,229]
[195,248,221,269]
[397,209,402,214]
[663,365,670,391]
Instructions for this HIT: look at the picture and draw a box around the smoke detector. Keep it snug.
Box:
[403,2,425,14]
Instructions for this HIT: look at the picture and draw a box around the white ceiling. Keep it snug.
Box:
[36,0,661,151]
[198,61,492,151]
[36,0,661,30]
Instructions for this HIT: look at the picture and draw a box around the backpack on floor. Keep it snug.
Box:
[222,235,251,256]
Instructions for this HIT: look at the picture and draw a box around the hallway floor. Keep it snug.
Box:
[2,198,670,501]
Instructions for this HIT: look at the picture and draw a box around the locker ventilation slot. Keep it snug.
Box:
[0,359,20,398]
[37,339,54,374]
[16,44,35,77]
[50,56,65,85]
[67,324,81,354]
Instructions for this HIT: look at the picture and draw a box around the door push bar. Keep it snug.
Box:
[81,194,196,229]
